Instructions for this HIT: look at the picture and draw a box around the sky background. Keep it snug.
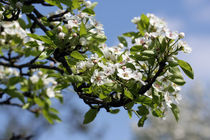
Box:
[1,0,210,140]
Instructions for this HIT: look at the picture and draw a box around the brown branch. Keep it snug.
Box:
[26,13,49,33]
[0,61,64,74]
[0,98,38,114]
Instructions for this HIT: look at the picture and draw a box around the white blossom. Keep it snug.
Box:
[117,67,134,80]
[30,75,39,84]
[131,16,141,24]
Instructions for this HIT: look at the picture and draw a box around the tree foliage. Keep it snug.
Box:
[0,0,193,127]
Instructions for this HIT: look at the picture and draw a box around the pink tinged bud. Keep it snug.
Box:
[50,62,54,67]
[73,33,77,37]
[38,71,43,76]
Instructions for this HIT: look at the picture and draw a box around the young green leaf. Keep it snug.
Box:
[118,36,127,47]
[80,21,87,36]
[171,103,180,122]
[124,88,133,99]
[70,51,85,60]
[82,8,95,15]
[178,60,194,79]
[83,108,99,124]
[138,115,147,127]
[44,0,62,9]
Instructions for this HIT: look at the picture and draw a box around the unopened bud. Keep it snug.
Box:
[179,32,185,39]
[57,26,63,32]
[38,71,43,76]
[50,62,54,67]
[85,1,92,8]
[73,33,77,37]
[58,32,65,39]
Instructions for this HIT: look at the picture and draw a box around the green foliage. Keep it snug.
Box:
[83,108,99,124]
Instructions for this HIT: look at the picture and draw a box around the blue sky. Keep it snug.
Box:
[1,0,210,140]
[39,0,210,140]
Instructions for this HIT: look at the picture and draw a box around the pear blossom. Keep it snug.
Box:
[117,67,134,80]
[164,92,173,108]
[79,37,87,45]
[178,40,192,53]
[173,92,182,104]
[30,75,39,84]
[165,30,179,40]
[91,70,106,86]
[46,87,56,98]
[58,32,65,39]
[131,16,141,24]
[132,71,145,84]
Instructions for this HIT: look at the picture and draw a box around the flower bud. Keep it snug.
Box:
[73,33,77,37]
[38,71,43,76]
[58,32,65,39]
[65,24,72,30]
[57,26,63,32]
[85,1,92,8]
[50,62,54,67]
[179,32,185,39]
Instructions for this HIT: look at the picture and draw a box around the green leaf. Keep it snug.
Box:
[178,60,194,79]
[141,14,149,27]
[27,33,40,40]
[135,96,152,105]
[137,105,149,116]
[110,109,120,114]
[82,8,95,15]
[67,75,83,83]
[18,18,27,29]
[83,108,99,124]
[118,36,127,47]
[22,103,30,109]
[72,0,80,9]
[44,0,62,9]
[123,32,137,37]
[152,109,163,117]
[127,110,132,119]
[5,89,25,103]
[22,5,34,13]
[34,97,45,107]
[142,50,155,56]
[60,0,72,7]
[70,51,85,60]
[91,45,103,57]
[125,102,134,110]
[8,77,23,85]
[171,103,180,122]
[169,77,186,86]
[138,115,147,127]
[39,35,54,45]
[124,88,133,99]
[80,21,87,36]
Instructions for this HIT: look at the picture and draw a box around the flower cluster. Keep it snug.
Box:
[75,13,192,118]
[132,13,191,53]
[30,71,59,98]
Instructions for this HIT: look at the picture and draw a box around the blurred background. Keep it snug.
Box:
[1,0,210,140]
